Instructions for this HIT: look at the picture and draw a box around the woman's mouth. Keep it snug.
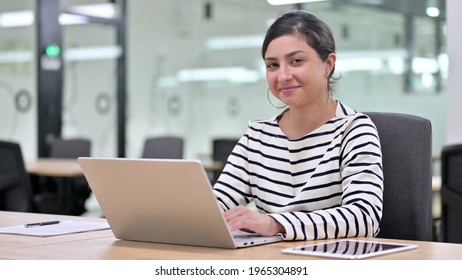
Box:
[280,86,299,94]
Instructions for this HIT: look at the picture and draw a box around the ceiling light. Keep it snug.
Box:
[426,7,440,17]
[0,46,122,64]
[0,11,89,28]
[59,13,89,25]
[0,3,115,28]
[205,35,263,50]
[267,0,327,5]
[0,11,33,27]
[425,0,440,17]
[64,46,122,61]
[177,67,260,83]
[68,3,117,18]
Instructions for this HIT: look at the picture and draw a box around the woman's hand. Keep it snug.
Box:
[223,205,285,236]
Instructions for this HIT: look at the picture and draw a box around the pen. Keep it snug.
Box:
[24,221,60,228]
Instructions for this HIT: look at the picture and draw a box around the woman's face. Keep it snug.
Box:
[264,35,335,109]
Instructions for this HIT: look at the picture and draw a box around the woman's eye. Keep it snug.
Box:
[266,63,278,69]
[292,58,303,64]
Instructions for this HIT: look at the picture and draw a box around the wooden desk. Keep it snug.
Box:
[202,161,224,172]
[26,158,83,177]
[27,158,222,176]
[432,175,442,220]
[1,211,462,260]
[432,175,441,192]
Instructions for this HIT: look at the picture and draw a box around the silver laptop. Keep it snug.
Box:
[78,157,283,249]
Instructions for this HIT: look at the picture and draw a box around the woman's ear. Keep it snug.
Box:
[325,53,336,76]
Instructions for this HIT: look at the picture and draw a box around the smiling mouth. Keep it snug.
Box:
[280,86,299,94]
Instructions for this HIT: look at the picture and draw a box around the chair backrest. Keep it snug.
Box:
[211,138,240,184]
[440,144,462,243]
[142,136,183,159]
[212,138,240,163]
[0,140,32,212]
[365,112,432,241]
[50,138,91,159]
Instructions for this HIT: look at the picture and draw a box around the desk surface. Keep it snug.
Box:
[1,211,461,260]
[432,175,442,192]
[26,158,84,177]
[26,158,224,177]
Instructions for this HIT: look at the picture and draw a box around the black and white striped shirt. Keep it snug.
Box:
[213,102,383,240]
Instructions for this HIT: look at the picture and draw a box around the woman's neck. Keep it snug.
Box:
[279,99,337,140]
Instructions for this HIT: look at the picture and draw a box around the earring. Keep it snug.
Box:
[267,88,286,109]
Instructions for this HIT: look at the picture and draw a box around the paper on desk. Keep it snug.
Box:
[0,220,110,237]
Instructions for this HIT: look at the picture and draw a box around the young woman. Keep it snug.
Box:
[213,10,383,241]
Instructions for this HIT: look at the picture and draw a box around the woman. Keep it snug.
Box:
[213,10,383,241]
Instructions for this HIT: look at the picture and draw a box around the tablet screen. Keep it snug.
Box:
[281,239,418,259]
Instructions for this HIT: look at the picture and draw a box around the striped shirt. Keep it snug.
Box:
[213,102,383,241]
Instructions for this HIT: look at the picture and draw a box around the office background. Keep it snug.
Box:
[0,0,455,169]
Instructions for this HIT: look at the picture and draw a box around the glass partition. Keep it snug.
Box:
[0,0,36,160]
[126,0,447,161]
[61,22,119,157]
[0,0,447,161]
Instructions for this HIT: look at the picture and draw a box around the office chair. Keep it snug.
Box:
[142,136,184,159]
[366,112,433,241]
[35,137,92,215]
[0,140,32,212]
[50,138,91,159]
[440,144,462,243]
[211,138,240,184]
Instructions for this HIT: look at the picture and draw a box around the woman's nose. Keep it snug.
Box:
[277,65,292,82]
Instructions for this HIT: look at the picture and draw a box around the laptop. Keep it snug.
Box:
[77,157,283,249]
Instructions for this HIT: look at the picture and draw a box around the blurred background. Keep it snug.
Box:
[0,0,450,163]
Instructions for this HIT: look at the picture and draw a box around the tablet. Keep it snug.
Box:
[281,239,418,259]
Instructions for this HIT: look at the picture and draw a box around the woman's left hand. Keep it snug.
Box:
[223,205,285,236]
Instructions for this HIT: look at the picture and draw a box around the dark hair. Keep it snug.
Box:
[262,10,338,92]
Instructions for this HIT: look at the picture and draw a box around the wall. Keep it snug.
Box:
[447,0,462,144]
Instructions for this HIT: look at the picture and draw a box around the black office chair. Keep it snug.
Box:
[0,140,32,212]
[50,138,91,159]
[440,144,462,243]
[211,138,240,184]
[366,112,433,241]
[142,136,184,159]
[34,137,92,215]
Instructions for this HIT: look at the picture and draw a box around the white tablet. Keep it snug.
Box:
[281,239,418,259]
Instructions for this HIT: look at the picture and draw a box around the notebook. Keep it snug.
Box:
[77,157,283,249]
